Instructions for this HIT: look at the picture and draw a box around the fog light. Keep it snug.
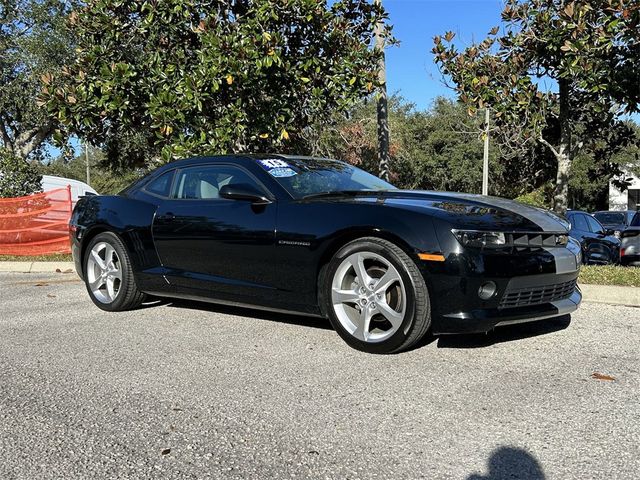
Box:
[478,281,497,300]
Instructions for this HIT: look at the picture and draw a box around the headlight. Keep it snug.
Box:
[452,230,506,248]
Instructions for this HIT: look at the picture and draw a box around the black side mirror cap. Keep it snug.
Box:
[219,183,272,205]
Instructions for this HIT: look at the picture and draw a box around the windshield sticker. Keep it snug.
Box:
[268,167,297,178]
[258,159,291,170]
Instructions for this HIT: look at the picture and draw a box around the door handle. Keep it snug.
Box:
[159,212,175,221]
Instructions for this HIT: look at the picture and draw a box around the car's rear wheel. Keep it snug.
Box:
[322,237,431,354]
[84,232,145,311]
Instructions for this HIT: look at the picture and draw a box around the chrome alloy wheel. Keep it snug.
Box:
[86,242,122,304]
[331,251,407,343]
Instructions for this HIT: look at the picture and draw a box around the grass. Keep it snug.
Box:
[579,265,640,287]
[0,253,73,262]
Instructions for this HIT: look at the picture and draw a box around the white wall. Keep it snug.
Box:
[609,172,640,210]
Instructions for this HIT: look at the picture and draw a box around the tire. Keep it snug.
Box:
[83,232,146,311]
[321,237,430,354]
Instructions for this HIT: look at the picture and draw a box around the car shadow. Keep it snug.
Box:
[436,315,572,349]
[162,298,334,331]
[467,446,545,479]
[149,299,571,349]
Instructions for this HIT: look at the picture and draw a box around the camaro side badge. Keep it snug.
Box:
[279,240,311,247]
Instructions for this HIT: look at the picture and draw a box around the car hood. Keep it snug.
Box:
[326,190,570,233]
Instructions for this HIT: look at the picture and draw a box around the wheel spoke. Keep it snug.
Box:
[353,306,374,342]
[347,252,372,286]
[106,277,116,300]
[89,278,104,291]
[111,265,123,281]
[105,245,116,266]
[377,299,403,328]
[91,249,106,270]
[374,267,400,295]
[332,288,359,305]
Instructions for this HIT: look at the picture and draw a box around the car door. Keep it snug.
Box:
[151,163,278,302]
[568,212,590,262]
[585,215,617,264]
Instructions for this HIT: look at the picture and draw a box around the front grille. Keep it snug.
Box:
[499,279,577,309]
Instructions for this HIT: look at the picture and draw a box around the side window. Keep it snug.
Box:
[144,171,174,198]
[586,215,604,234]
[571,214,589,232]
[172,165,264,200]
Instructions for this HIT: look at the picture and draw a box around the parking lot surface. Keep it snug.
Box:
[1,272,639,479]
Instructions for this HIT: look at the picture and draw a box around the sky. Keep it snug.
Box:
[383,0,506,110]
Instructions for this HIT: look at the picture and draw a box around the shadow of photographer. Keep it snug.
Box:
[467,447,545,480]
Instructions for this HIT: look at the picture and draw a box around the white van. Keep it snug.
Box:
[41,175,98,206]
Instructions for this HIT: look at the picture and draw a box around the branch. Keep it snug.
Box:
[0,116,12,149]
[538,135,560,158]
[14,122,54,158]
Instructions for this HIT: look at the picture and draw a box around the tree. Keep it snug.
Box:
[433,0,640,214]
[0,148,42,197]
[45,0,390,169]
[317,95,502,194]
[0,0,73,160]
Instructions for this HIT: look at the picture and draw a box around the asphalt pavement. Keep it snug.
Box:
[1,272,638,479]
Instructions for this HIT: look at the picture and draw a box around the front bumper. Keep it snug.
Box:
[432,288,581,334]
[421,244,582,334]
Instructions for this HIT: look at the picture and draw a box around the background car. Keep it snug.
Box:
[566,210,621,265]
[592,210,638,238]
[70,155,582,354]
[620,213,640,266]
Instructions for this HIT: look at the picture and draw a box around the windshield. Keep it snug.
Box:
[631,212,640,227]
[593,212,625,226]
[256,157,396,199]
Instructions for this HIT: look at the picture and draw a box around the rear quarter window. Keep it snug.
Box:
[144,171,174,198]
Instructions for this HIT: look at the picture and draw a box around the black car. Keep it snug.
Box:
[592,210,638,238]
[566,210,621,265]
[70,155,582,354]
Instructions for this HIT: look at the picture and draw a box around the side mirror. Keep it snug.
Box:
[219,183,272,205]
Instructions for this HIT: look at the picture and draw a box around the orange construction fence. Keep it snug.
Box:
[0,187,72,256]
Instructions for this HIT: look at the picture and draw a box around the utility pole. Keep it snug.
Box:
[482,108,490,196]
[85,141,90,186]
[374,0,390,182]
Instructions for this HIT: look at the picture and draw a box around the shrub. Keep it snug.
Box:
[515,186,552,209]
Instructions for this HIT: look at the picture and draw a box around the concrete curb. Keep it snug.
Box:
[0,261,75,273]
[579,283,640,307]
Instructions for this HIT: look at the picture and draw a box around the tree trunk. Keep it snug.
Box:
[374,0,390,182]
[552,79,572,215]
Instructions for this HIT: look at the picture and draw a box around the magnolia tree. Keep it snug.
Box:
[433,0,639,213]
[0,149,42,197]
[0,0,73,161]
[45,0,390,169]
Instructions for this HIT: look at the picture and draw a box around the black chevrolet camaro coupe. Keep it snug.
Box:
[70,155,582,353]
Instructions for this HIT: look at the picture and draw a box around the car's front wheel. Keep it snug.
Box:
[322,237,431,354]
[84,232,145,311]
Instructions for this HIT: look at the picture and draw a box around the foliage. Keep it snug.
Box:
[45,0,390,169]
[433,0,640,213]
[515,186,552,209]
[0,0,74,160]
[316,95,503,194]
[0,148,42,197]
